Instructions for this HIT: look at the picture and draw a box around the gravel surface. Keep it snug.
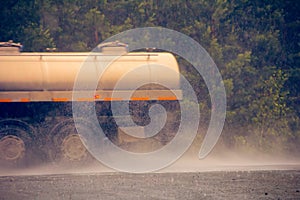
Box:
[0,170,299,200]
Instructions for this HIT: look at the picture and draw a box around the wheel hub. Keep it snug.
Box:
[0,135,25,161]
[61,134,86,161]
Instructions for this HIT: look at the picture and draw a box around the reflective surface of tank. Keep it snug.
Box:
[0,41,181,168]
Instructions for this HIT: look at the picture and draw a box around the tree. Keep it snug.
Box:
[0,0,299,153]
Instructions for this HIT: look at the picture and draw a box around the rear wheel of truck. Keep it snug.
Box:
[0,119,40,168]
[48,118,95,167]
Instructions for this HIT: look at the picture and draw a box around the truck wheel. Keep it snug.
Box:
[49,119,93,166]
[0,135,25,161]
[0,119,36,168]
[62,134,89,161]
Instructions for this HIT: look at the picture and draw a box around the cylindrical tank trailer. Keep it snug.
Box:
[0,41,181,167]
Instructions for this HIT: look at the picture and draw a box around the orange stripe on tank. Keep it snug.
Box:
[20,98,30,102]
[157,96,177,101]
[0,99,12,102]
[103,97,123,101]
[52,98,69,102]
[130,97,150,101]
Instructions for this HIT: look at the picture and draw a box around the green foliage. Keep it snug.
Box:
[1,0,299,153]
[22,24,56,51]
[251,69,291,150]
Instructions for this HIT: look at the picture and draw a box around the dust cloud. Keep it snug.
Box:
[162,148,300,173]
[161,132,300,173]
[1,149,299,177]
[1,133,300,176]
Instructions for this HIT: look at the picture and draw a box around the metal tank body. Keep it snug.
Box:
[0,52,181,102]
[0,42,181,167]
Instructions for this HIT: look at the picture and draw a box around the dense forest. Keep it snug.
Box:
[1,0,299,154]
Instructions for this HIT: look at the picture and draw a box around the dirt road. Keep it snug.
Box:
[0,169,299,200]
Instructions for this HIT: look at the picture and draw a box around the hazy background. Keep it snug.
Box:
[1,0,299,161]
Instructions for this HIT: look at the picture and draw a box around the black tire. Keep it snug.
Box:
[48,118,95,167]
[0,119,40,168]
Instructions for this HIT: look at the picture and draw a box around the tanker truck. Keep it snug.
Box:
[0,40,181,167]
